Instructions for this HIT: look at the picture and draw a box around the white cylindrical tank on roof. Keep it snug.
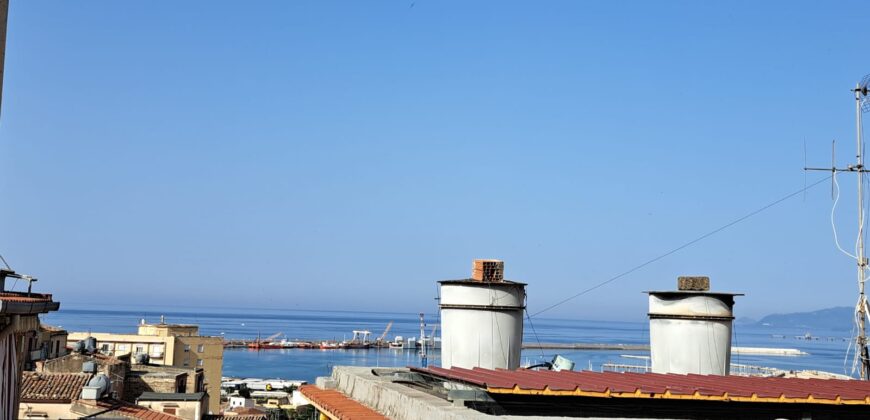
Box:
[647,276,742,376]
[440,259,526,370]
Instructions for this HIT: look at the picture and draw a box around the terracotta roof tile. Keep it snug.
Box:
[231,407,265,415]
[40,324,66,333]
[414,367,870,405]
[20,372,91,402]
[299,385,387,419]
[75,399,183,420]
[0,291,54,303]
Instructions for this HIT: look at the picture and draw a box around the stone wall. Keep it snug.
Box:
[124,372,184,402]
[40,353,128,400]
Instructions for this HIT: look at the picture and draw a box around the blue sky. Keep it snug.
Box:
[1,1,869,321]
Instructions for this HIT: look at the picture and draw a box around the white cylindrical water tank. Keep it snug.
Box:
[647,276,741,376]
[439,260,526,370]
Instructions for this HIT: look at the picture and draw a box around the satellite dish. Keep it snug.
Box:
[858,74,870,112]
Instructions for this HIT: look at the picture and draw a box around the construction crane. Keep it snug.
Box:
[377,321,394,342]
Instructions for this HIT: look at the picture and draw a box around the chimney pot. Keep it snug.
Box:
[677,276,710,291]
[471,259,504,282]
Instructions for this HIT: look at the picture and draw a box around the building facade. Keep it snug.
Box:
[68,319,222,413]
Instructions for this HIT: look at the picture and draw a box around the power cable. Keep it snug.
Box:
[530,175,832,317]
[524,308,546,361]
[832,171,858,259]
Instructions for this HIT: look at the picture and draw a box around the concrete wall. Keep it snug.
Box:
[124,372,185,401]
[18,402,75,419]
[138,324,199,337]
[177,335,222,413]
[137,400,202,420]
[330,366,485,420]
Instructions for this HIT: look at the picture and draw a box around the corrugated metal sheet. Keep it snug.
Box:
[413,366,870,405]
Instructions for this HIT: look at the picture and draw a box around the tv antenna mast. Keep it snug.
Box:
[805,74,870,379]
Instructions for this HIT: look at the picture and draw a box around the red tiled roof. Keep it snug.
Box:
[20,372,91,402]
[40,324,66,333]
[0,291,54,303]
[75,399,183,420]
[299,385,387,419]
[231,407,265,415]
[413,366,870,405]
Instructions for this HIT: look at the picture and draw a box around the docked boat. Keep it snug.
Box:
[389,336,405,349]
[277,339,314,349]
[319,341,339,349]
[247,341,282,350]
[339,329,372,349]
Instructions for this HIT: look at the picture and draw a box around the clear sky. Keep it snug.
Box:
[2,1,869,321]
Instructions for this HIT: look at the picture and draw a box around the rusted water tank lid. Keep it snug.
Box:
[677,276,710,291]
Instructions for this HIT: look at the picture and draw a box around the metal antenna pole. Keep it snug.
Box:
[419,312,428,367]
[805,75,870,379]
[0,0,7,119]
[856,84,870,380]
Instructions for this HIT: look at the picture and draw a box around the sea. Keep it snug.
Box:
[41,304,857,384]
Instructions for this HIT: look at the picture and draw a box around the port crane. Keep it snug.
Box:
[377,321,393,343]
[252,331,283,345]
[350,330,372,344]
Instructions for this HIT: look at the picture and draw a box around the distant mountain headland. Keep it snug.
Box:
[752,307,853,330]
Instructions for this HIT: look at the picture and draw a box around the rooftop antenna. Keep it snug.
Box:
[806,74,870,379]
[419,312,428,368]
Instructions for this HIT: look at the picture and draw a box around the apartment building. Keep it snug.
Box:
[68,317,223,413]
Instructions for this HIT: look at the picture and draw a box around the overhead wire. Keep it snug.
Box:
[832,171,859,260]
[524,307,546,361]
[530,175,832,318]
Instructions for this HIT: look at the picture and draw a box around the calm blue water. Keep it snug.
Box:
[41,304,856,383]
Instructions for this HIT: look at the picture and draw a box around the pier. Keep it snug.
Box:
[223,339,805,356]
[522,342,649,351]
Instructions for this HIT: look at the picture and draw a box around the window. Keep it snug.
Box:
[116,344,129,352]
[197,344,204,352]
[134,344,146,355]
[150,344,165,358]
[197,359,203,367]
[183,344,191,352]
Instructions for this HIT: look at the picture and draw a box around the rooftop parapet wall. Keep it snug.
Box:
[330,366,488,420]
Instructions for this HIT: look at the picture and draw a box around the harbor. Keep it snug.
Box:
[44,305,844,384]
[224,337,809,355]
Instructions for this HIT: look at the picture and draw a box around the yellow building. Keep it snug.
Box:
[68,318,223,413]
